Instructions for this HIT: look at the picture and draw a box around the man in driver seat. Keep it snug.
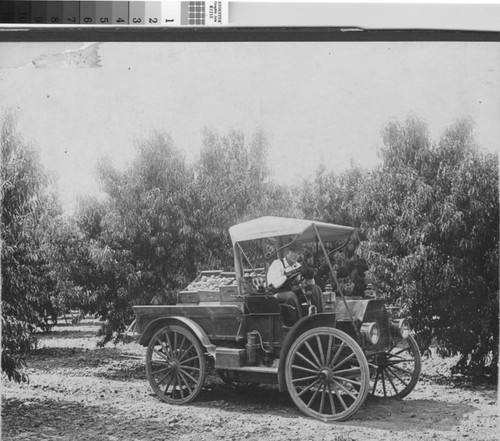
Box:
[267,244,324,320]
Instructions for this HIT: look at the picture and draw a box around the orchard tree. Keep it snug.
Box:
[187,128,295,270]
[76,128,294,344]
[1,115,61,381]
[40,214,100,320]
[299,163,365,227]
[75,132,194,344]
[298,164,369,296]
[354,115,498,378]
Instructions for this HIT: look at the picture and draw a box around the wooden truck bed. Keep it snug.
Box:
[133,304,244,341]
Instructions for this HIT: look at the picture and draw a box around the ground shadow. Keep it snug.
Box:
[28,346,126,371]
[37,328,99,341]
[94,359,146,381]
[349,395,476,432]
[1,396,188,440]
[189,379,477,432]
[28,345,147,381]
[197,380,295,409]
[2,397,118,439]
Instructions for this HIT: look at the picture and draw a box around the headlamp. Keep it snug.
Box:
[392,319,411,339]
[360,322,380,345]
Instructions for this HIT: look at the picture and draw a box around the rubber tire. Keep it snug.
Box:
[146,325,206,405]
[369,334,421,399]
[284,327,370,422]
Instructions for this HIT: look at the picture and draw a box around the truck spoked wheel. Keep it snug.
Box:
[368,334,421,399]
[146,325,206,404]
[284,327,370,422]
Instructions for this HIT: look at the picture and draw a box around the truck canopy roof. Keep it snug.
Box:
[229,216,354,245]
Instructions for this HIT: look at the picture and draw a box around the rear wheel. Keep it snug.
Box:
[369,334,421,399]
[146,325,206,404]
[284,327,370,422]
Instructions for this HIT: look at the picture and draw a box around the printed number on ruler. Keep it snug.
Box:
[0,1,228,26]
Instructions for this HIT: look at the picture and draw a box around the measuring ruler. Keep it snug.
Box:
[0,1,228,26]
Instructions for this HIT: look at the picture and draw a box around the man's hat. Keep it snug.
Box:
[286,243,304,253]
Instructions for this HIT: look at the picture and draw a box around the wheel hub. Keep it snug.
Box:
[318,368,331,381]
[375,353,389,369]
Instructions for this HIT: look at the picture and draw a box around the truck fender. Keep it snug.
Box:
[138,316,216,358]
[277,313,337,392]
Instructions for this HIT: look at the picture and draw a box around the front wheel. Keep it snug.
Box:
[284,327,370,422]
[146,325,206,404]
[368,334,421,399]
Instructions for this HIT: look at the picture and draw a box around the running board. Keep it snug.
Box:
[216,365,279,385]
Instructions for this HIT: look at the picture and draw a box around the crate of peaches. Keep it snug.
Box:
[178,271,237,303]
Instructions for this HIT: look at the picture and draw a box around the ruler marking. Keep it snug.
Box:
[0,1,228,26]
[31,1,47,24]
[80,1,97,25]
[46,1,63,25]
[96,1,112,25]
[14,1,31,24]
[111,1,128,25]
[62,1,80,24]
[1,1,15,24]
[145,1,161,26]
[129,1,145,25]
[161,1,180,26]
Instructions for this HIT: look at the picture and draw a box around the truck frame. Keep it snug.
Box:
[133,216,421,422]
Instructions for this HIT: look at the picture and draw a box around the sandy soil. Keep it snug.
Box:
[2,319,498,441]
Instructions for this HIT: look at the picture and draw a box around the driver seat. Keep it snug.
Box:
[279,304,300,326]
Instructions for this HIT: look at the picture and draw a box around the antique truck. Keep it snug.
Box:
[133,216,421,422]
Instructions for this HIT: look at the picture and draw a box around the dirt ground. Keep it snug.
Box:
[2,319,498,441]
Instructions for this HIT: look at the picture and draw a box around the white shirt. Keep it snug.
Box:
[267,258,302,290]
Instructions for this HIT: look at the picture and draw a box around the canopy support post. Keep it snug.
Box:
[312,223,361,342]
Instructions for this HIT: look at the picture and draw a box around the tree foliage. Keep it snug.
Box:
[298,116,498,378]
[1,114,90,381]
[4,112,496,381]
[354,116,498,378]
[74,133,193,344]
[190,129,295,269]
[1,115,54,381]
[298,164,368,296]
[75,129,293,345]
